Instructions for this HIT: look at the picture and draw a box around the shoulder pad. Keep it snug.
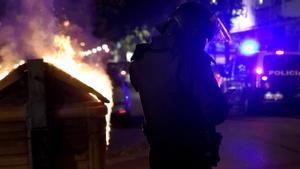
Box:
[131,43,151,61]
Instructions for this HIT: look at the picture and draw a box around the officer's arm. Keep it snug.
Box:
[129,43,151,92]
[129,62,139,92]
[192,62,228,126]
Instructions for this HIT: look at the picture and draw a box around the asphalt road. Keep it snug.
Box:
[106,116,300,169]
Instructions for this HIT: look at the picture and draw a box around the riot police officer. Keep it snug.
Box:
[130,2,229,169]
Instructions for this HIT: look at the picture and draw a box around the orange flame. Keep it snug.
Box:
[0,35,113,145]
[0,60,25,80]
[44,35,113,145]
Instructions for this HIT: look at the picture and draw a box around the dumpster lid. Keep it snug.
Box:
[0,59,110,103]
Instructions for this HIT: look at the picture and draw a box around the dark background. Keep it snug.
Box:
[0,0,243,40]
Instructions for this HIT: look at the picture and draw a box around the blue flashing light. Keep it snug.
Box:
[240,39,260,56]
[261,76,268,81]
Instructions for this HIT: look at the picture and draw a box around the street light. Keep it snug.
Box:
[259,0,263,5]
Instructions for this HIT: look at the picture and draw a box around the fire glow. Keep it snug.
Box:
[43,35,113,146]
[0,34,113,145]
[0,0,113,145]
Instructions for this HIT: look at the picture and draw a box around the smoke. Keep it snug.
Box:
[19,0,58,57]
[0,0,114,145]
[0,0,58,67]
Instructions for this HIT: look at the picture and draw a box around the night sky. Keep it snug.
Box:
[0,0,241,40]
[53,0,183,40]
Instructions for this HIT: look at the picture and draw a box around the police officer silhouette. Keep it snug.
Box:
[130,2,229,169]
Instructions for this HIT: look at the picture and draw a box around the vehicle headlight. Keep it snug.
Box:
[264,92,273,100]
[274,92,284,100]
[264,92,284,101]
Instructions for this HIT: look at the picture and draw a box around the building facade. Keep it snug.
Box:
[232,0,300,52]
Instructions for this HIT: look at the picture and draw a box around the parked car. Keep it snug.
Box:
[107,62,132,127]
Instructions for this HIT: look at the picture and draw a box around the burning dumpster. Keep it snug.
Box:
[0,59,109,169]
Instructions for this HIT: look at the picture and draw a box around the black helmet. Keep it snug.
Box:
[157,2,215,40]
[157,2,231,42]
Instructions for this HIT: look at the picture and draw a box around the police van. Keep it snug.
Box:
[225,51,300,115]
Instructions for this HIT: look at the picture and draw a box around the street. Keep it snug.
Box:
[107,116,300,169]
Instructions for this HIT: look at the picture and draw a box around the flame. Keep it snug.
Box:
[88,92,101,102]
[43,35,113,145]
[0,60,25,80]
[0,35,113,145]
[0,0,113,146]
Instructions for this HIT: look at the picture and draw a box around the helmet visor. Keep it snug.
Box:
[210,15,232,43]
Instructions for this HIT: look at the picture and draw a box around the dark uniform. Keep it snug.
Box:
[130,2,229,169]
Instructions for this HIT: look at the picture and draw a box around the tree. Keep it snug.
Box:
[91,0,181,40]
[91,0,244,41]
[112,25,151,61]
[104,0,244,61]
